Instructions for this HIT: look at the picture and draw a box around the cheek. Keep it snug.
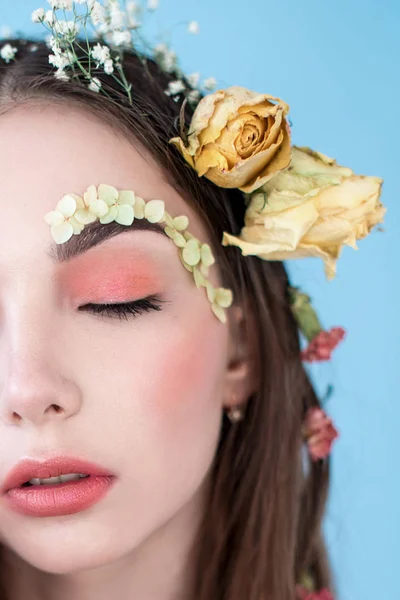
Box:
[93,307,228,475]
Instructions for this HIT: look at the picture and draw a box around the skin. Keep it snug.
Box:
[0,103,254,600]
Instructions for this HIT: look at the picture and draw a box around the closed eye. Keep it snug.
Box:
[78,295,165,321]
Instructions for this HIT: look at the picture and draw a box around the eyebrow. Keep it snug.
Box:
[47,219,166,263]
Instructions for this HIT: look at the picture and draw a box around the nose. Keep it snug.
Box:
[0,332,83,428]
[1,364,83,426]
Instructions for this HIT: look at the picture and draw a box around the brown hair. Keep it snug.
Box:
[0,39,332,600]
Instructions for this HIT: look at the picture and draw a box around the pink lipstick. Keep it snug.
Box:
[2,457,116,517]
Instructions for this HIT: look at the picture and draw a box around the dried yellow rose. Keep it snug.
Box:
[170,86,291,193]
[222,147,386,279]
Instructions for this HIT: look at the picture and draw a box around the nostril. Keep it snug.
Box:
[47,404,64,415]
[12,411,22,423]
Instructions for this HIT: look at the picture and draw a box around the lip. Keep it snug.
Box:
[2,456,115,493]
[2,456,116,518]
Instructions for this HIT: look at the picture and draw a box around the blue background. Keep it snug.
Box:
[1,1,398,598]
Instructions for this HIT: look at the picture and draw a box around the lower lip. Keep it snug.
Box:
[5,476,115,517]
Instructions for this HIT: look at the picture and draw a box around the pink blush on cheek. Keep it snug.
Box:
[58,252,162,304]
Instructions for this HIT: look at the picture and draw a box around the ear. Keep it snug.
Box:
[222,304,260,410]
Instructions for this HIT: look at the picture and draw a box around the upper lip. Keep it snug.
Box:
[1,456,115,493]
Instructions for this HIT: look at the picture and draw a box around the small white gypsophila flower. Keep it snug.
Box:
[54,20,80,37]
[49,51,72,70]
[91,42,111,64]
[187,89,201,104]
[110,6,126,29]
[104,58,114,74]
[54,68,70,80]
[188,21,199,34]
[91,2,106,26]
[203,76,217,90]
[88,77,102,92]
[126,1,139,13]
[165,80,185,96]
[112,30,131,47]
[0,43,18,63]
[44,9,56,25]
[155,44,177,74]
[147,0,159,10]
[31,8,45,23]
[48,0,73,9]
[187,72,200,88]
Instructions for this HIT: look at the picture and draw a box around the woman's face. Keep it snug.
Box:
[0,103,243,574]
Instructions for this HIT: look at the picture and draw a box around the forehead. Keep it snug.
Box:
[0,102,206,265]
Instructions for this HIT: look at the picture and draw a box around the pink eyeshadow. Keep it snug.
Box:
[58,250,162,304]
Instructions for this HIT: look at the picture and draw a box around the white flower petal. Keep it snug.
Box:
[51,222,74,244]
[57,194,77,217]
[115,204,134,226]
[89,199,109,217]
[44,210,64,227]
[215,288,233,308]
[172,215,189,231]
[211,304,227,323]
[83,185,98,206]
[134,197,146,219]
[75,209,98,225]
[145,199,165,223]
[100,205,118,224]
[182,238,201,266]
[98,183,118,204]
[118,190,135,206]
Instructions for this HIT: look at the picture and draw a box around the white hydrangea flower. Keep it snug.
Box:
[188,21,199,34]
[97,184,136,226]
[48,0,73,9]
[203,76,217,91]
[88,77,102,92]
[0,44,18,63]
[104,58,114,74]
[91,43,110,65]
[44,194,84,244]
[74,185,107,224]
[165,80,185,96]
[112,30,131,47]
[31,8,45,23]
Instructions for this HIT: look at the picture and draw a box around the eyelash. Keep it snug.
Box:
[78,295,165,321]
